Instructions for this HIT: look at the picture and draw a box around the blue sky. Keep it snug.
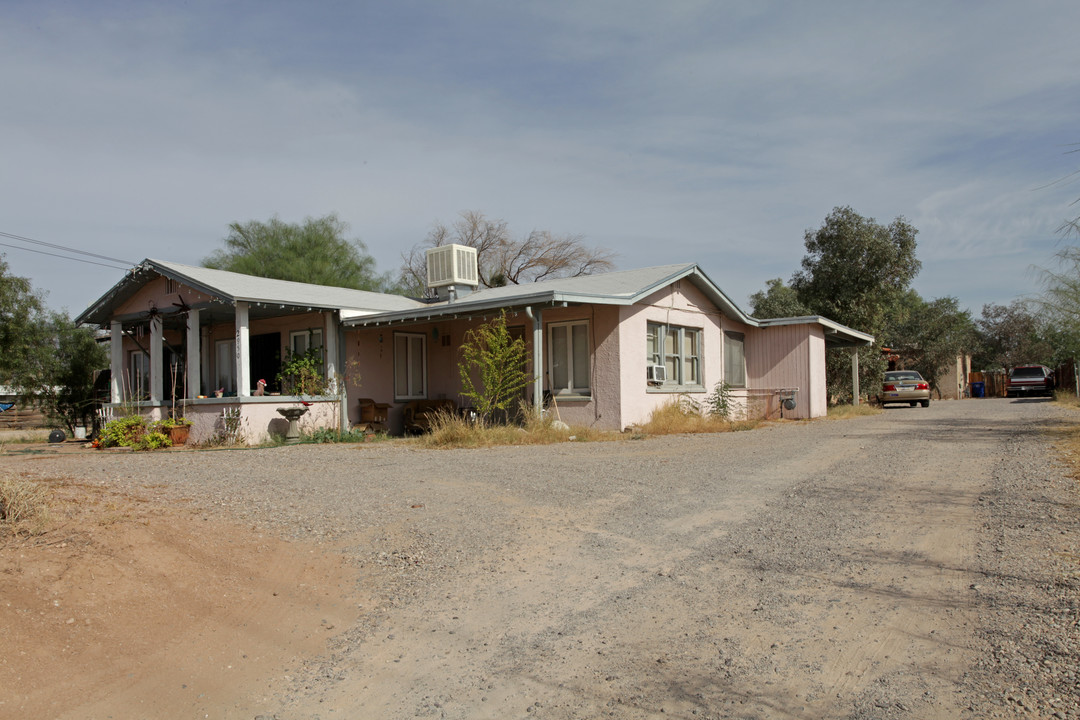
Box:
[3,1,1079,319]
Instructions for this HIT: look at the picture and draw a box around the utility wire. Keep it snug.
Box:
[0,230,135,270]
[0,240,133,271]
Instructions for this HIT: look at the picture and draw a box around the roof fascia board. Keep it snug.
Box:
[758,315,875,346]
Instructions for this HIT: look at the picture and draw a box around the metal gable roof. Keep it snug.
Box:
[344,263,760,328]
[75,258,874,349]
[342,262,873,348]
[76,258,426,326]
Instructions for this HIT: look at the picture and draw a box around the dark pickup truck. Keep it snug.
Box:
[1006,365,1055,398]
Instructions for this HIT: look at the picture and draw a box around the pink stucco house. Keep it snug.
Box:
[77,249,873,444]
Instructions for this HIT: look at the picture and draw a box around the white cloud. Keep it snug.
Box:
[3,1,1080,320]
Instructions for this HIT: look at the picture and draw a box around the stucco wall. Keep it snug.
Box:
[616,282,725,430]
[345,306,622,433]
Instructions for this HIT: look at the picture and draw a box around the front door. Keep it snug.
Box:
[249,332,282,393]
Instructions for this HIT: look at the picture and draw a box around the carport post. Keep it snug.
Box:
[851,349,860,406]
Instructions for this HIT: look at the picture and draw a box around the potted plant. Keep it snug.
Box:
[157,416,193,445]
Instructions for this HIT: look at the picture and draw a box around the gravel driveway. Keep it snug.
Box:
[10,397,1079,719]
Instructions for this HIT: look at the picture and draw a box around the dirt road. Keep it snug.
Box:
[2,397,1077,719]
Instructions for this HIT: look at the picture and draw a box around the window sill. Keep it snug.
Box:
[646,385,705,394]
[550,393,592,402]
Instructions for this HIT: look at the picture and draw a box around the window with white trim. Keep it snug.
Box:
[646,322,702,388]
[724,331,746,387]
[394,332,427,400]
[290,328,323,358]
[549,321,590,396]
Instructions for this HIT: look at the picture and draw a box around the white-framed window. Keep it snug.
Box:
[127,350,150,400]
[290,328,323,358]
[549,321,590,396]
[646,322,702,388]
[215,339,236,393]
[724,331,746,388]
[394,332,427,400]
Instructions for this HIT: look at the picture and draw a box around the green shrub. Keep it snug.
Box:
[705,381,733,419]
[99,416,173,450]
[99,415,147,448]
[277,346,329,396]
[155,416,192,429]
[136,431,172,450]
[458,311,533,424]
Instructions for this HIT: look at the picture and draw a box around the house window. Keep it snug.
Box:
[215,339,236,393]
[127,350,150,401]
[724,331,746,387]
[549,321,590,396]
[290,328,323,358]
[646,322,702,388]
[394,332,427,400]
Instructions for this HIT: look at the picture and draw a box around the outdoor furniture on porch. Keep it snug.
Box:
[402,398,457,434]
[355,398,391,432]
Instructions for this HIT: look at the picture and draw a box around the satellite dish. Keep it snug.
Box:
[48,429,66,443]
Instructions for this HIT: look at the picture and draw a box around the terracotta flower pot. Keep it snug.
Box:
[166,425,190,445]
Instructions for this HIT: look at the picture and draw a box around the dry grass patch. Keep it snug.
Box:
[0,474,51,535]
[827,403,882,420]
[635,398,761,436]
[1054,390,1080,410]
[419,409,614,448]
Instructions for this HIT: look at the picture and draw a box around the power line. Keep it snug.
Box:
[0,230,135,270]
[0,240,133,271]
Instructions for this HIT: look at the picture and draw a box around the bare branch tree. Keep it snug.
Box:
[399,211,614,296]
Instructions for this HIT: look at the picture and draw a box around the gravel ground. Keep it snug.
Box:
[7,397,1079,719]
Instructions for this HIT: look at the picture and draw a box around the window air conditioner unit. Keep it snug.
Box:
[646,364,666,384]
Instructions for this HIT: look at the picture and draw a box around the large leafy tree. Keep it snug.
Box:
[38,313,108,432]
[1,256,107,430]
[884,291,975,391]
[400,210,615,296]
[0,256,50,390]
[974,300,1056,370]
[790,206,921,401]
[748,278,811,318]
[203,213,398,292]
[1034,245,1080,364]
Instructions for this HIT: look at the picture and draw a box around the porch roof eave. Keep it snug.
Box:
[756,315,875,348]
[342,291,612,328]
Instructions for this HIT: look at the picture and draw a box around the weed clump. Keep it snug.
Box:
[0,474,50,535]
[635,395,761,436]
[419,406,611,448]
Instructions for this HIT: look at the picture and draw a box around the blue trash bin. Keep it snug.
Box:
[971,381,985,398]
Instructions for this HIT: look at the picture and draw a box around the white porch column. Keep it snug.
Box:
[200,325,212,397]
[186,308,201,399]
[235,302,251,397]
[150,315,163,404]
[110,320,123,403]
[324,311,339,394]
[528,307,543,418]
[851,349,861,406]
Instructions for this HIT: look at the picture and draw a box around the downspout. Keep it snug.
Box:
[525,306,543,419]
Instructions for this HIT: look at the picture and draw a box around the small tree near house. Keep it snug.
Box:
[458,312,533,424]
